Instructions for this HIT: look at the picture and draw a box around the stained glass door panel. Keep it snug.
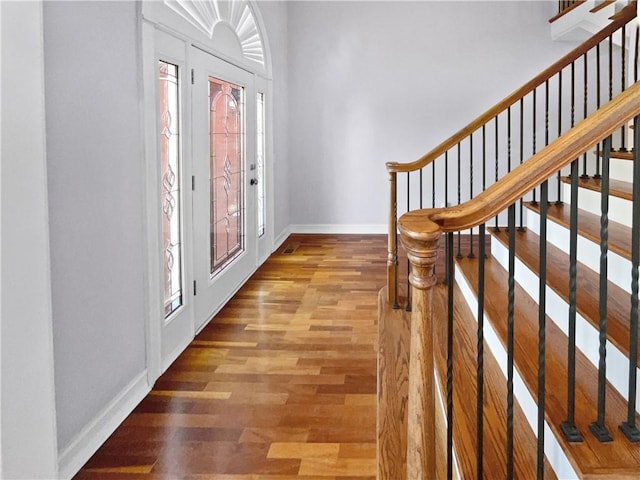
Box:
[209,78,244,276]
[191,47,257,331]
[159,60,184,318]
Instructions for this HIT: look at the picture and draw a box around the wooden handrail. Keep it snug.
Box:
[591,0,616,14]
[399,80,640,240]
[386,1,636,175]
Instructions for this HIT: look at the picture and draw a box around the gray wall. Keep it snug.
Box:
[43,1,146,451]
[286,1,577,227]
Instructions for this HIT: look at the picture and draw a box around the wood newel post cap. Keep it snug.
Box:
[398,209,442,290]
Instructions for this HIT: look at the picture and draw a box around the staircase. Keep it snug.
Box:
[378,2,640,479]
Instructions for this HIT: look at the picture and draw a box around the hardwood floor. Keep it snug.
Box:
[74,234,386,480]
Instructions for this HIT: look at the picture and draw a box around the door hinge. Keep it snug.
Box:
[191,69,194,85]
[193,280,197,296]
[192,175,195,191]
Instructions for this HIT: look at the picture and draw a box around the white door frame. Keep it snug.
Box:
[140,0,274,385]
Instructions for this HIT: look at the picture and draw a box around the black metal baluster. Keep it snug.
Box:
[531,90,539,206]
[508,106,512,174]
[594,44,602,179]
[620,115,640,442]
[444,152,450,285]
[556,70,565,202]
[520,98,526,231]
[447,231,454,480]
[589,135,613,442]
[537,181,548,480]
[621,24,627,152]
[420,168,423,210]
[581,53,589,178]
[483,125,490,254]
[572,60,577,129]
[495,116,500,231]
[457,143,462,258]
[432,158,436,209]
[506,203,516,479]
[406,172,412,312]
[635,25,639,83]
[483,125,487,194]
[545,79,550,150]
[445,151,449,208]
[561,159,584,443]
[469,135,475,259]
[477,222,486,479]
[609,35,613,103]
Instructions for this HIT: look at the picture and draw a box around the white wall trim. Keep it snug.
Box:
[57,371,150,480]
[274,225,292,252]
[289,224,387,235]
[273,224,386,254]
[140,16,164,388]
[0,1,4,473]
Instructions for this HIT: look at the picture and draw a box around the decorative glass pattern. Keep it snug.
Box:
[159,61,184,317]
[209,77,244,275]
[256,92,266,237]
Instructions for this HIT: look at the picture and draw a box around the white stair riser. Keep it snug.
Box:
[527,208,632,295]
[455,263,578,480]
[492,237,640,413]
[610,157,634,183]
[562,183,632,228]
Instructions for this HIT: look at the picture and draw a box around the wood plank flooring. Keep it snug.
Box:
[74,234,386,480]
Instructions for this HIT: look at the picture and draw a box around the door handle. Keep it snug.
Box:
[250,178,258,186]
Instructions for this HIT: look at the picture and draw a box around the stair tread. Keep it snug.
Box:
[492,228,639,369]
[561,175,632,200]
[432,283,557,479]
[595,149,635,160]
[457,239,640,477]
[526,202,632,261]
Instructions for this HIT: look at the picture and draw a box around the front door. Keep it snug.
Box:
[191,47,258,330]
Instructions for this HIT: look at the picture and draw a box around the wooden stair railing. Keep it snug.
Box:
[550,1,586,23]
[396,81,640,479]
[386,1,638,309]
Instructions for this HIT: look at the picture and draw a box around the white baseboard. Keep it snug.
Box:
[57,371,151,480]
[162,334,195,373]
[273,224,386,253]
[273,225,293,252]
[289,224,387,235]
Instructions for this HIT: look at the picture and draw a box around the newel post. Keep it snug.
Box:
[398,210,442,480]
